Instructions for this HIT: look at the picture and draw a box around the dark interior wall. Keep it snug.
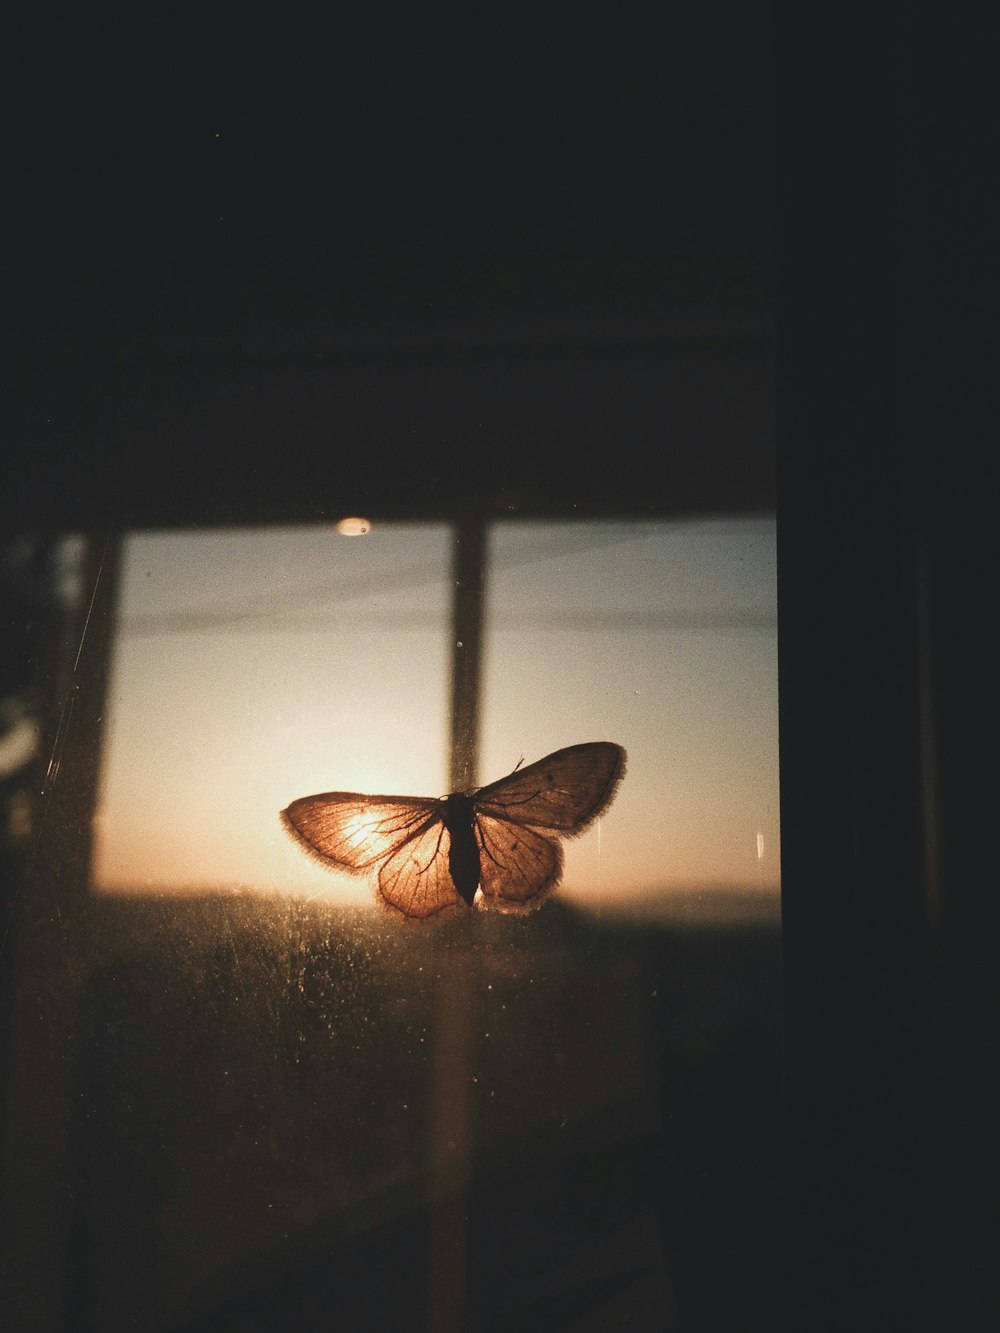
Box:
[8,9,773,532]
[777,8,989,1329]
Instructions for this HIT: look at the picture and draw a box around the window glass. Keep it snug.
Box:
[94,516,778,922]
[483,517,779,918]
[93,523,451,899]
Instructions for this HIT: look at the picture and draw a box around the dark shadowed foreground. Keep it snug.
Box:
[47,892,783,1331]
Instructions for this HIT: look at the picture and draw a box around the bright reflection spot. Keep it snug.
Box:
[336,516,372,536]
[0,715,39,778]
[757,832,765,861]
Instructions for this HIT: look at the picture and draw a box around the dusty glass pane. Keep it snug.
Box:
[8,517,784,1332]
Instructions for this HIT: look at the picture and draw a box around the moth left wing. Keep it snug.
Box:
[281,793,438,872]
[474,741,626,834]
[378,818,464,919]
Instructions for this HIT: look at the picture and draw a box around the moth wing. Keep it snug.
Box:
[377,818,463,919]
[474,741,626,833]
[474,813,562,909]
[281,793,438,872]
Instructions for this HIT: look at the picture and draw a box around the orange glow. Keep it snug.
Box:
[342,811,385,850]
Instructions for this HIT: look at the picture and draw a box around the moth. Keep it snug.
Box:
[281,741,626,919]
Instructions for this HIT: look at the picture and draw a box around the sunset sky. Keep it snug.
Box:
[91,515,779,916]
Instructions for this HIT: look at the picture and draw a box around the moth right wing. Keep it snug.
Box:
[474,813,563,909]
[474,741,626,834]
[281,793,439,873]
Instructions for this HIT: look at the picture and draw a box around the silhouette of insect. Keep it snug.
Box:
[281,741,626,919]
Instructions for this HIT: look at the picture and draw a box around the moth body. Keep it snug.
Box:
[441,791,480,905]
